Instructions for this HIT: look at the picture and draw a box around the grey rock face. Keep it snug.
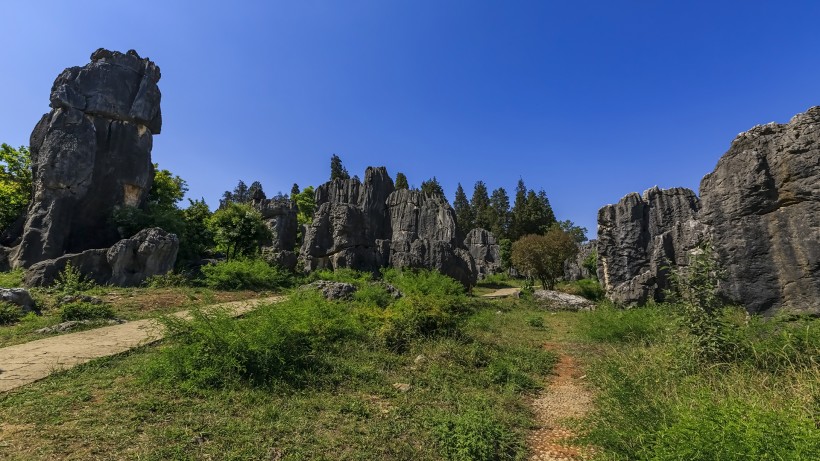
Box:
[531,289,594,311]
[699,107,820,315]
[255,197,299,270]
[308,280,358,300]
[300,167,477,286]
[463,228,501,279]
[25,227,178,287]
[0,288,37,314]
[563,240,597,281]
[13,49,161,268]
[0,246,10,272]
[597,187,702,305]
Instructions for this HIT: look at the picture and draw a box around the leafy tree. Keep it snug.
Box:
[112,164,187,238]
[179,198,214,263]
[471,181,492,230]
[498,238,513,271]
[294,186,316,226]
[148,165,188,211]
[489,187,511,239]
[220,180,251,208]
[420,176,444,197]
[207,202,270,260]
[453,183,473,235]
[330,154,350,180]
[394,172,409,190]
[0,144,32,231]
[555,219,588,244]
[511,229,578,289]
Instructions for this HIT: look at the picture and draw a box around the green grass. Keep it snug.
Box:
[0,288,557,460]
[0,268,24,287]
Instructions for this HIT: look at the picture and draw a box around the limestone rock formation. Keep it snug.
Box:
[255,197,299,270]
[699,107,820,315]
[300,167,477,286]
[464,228,501,279]
[597,187,702,305]
[13,49,161,269]
[563,240,597,281]
[0,288,37,314]
[25,227,178,287]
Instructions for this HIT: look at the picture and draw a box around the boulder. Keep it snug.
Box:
[25,227,178,287]
[0,288,37,314]
[563,240,597,281]
[530,289,594,311]
[597,187,702,305]
[255,197,298,253]
[308,280,357,300]
[464,228,501,279]
[699,107,820,315]
[12,49,161,269]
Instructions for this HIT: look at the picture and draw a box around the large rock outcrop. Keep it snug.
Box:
[12,49,161,269]
[464,228,501,279]
[699,108,820,315]
[563,240,597,281]
[597,106,820,315]
[300,167,477,286]
[255,196,299,270]
[597,187,702,305]
[25,228,178,287]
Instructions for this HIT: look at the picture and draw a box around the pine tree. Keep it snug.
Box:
[249,181,265,202]
[420,177,444,197]
[453,183,473,235]
[510,178,528,240]
[290,183,300,197]
[489,187,510,239]
[330,154,350,180]
[471,180,492,230]
[395,172,409,190]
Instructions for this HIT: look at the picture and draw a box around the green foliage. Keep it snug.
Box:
[179,198,214,264]
[60,302,115,322]
[293,185,317,226]
[453,183,473,235]
[0,144,32,231]
[420,176,445,197]
[578,305,672,344]
[0,302,22,325]
[509,179,555,240]
[53,262,96,294]
[0,269,24,287]
[330,154,350,180]
[511,229,578,289]
[111,164,188,240]
[488,187,511,239]
[557,278,604,301]
[150,290,363,389]
[582,249,598,280]
[498,238,512,271]
[144,272,191,288]
[309,268,373,285]
[148,165,188,211]
[554,219,587,243]
[207,202,269,260]
[470,180,492,231]
[433,406,521,461]
[394,172,409,190]
[219,179,251,207]
[526,315,545,329]
[199,258,291,290]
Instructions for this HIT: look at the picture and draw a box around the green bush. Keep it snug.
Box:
[309,268,373,285]
[60,302,115,322]
[149,290,363,389]
[722,311,820,373]
[557,278,604,301]
[199,258,291,290]
[578,305,672,344]
[433,406,521,461]
[0,301,22,325]
[0,269,24,287]
[383,268,466,299]
[144,272,191,288]
[53,262,96,294]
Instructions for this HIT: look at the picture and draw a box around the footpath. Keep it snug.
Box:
[0,296,283,393]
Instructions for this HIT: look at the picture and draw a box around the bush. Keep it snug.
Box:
[0,301,22,325]
[144,272,191,288]
[722,310,820,373]
[60,302,115,322]
[578,305,672,344]
[149,290,363,389]
[308,268,373,285]
[53,262,96,294]
[433,406,521,461]
[0,269,24,287]
[199,259,291,290]
[556,278,604,301]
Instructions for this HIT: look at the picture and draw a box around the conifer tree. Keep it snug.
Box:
[453,183,473,235]
[394,172,409,190]
[330,154,350,180]
[489,187,511,239]
[471,180,492,230]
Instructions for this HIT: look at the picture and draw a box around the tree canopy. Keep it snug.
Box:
[420,176,444,197]
[330,154,350,180]
[394,172,409,190]
[453,183,473,235]
[511,228,578,289]
[0,144,32,232]
[207,202,270,260]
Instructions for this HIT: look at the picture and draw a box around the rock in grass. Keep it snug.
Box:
[531,290,594,311]
[0,288,37,314]
[308,280,358,300]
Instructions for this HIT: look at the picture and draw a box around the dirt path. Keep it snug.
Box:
[529,346,594,461]
[0,296,283,393]
[481,287,521,298]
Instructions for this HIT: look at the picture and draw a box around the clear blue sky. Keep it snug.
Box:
[2,1,819,237]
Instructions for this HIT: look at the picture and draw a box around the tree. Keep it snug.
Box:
[394,172,409,190]
[294,186,316,226]
[290,183,300,197]
[148,165,188,211]
[420,176,444,197]
[489,187,510,239]
[453,183,473,235]
[179,198,214,264]
[330,154,350,180]
[555,220,588,244]
[511,229,578,289]
[471,180,492,230]
[207,202,270,260]
[219,180,251,208]
[249,181,266,202]
[0,144,32,232]
[509,178,528,240]
[112,164,187,239]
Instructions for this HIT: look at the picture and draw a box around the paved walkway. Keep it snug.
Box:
[0,296,283,393]
[481,287,521,298]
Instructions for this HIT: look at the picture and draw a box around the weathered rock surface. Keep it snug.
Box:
[530,289,594,311]
[563,240,597,281]
[300,167,477,286]
[0,288,37,313]
[597,187,702,305]
[308,280,358,300]
[0,246,10,272]
[25,227,178,287]
[12,49,161,269]
[255,196,299,270]
[464,228,501,279]
[699,108,820,315]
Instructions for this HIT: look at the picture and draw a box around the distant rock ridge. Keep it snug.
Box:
[597,106,820,315]
[300,167,477,286]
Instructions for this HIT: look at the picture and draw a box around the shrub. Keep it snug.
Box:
[308,268,373,285]
[578,305,672,344]
[199,259,291,290]
[379,295,470,351]
[383,268,465,299]
[556,278,604,301]
[0,301,22,325]
[722,311,820,373]
[144,272,191,288]
[433,407,521,461]
[53,262,96,294]
[0,269,24,287]
[60,302,115,322]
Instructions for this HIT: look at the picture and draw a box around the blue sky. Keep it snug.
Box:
[2,1,819,237]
